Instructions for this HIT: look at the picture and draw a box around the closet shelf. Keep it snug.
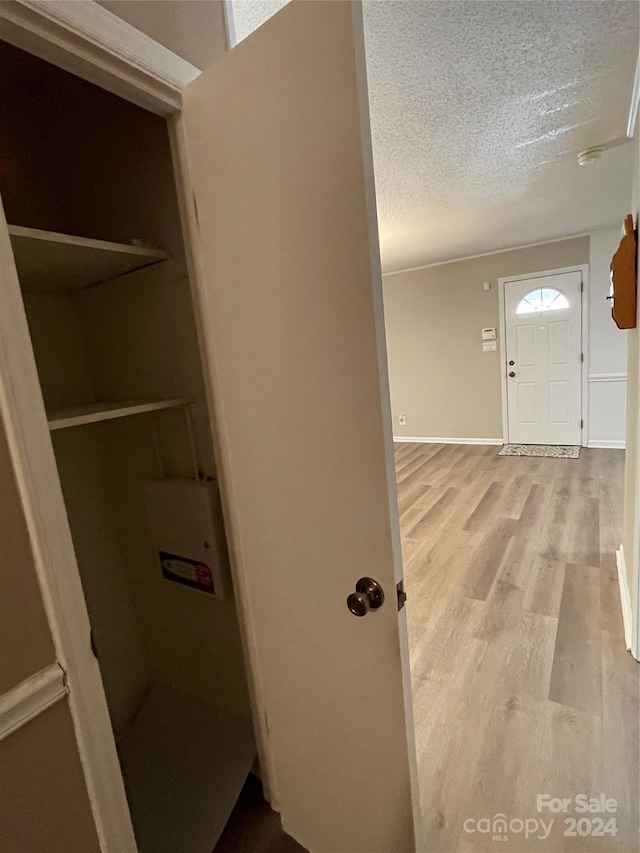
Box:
[47,399,191,431]
[8,224,169,293]
[119,683,256,853]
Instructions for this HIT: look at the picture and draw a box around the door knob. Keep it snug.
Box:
[509,371,516,377]
[508,360,515,366]
[347,577,385,616]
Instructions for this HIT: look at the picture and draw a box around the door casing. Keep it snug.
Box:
[0,6,216,851]
[0,0,198,115]
[498,264,589,446]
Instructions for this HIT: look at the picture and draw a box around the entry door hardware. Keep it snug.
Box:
[347,577,385,617]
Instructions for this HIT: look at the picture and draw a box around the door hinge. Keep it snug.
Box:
[580,419,584,429]
[396,580,407,611]
[580,281,584,292]
[580,352,584,363]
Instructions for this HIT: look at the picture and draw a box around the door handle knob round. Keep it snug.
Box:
[508,371,516,377]
[508,360,515,366]
[347,577,385,616]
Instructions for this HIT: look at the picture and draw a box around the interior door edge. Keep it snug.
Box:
[165,111,277,808]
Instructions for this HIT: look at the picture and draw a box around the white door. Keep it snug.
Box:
[504,271,583,445]
[179,2,421,852]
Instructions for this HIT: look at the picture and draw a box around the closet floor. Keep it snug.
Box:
[214,775,306,853]
[119,683,255,853]
[397,443,638,853]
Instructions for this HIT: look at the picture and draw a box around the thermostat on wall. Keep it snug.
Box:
[482,328,496,340]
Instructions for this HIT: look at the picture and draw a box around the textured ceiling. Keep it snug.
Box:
[230,1,639,272]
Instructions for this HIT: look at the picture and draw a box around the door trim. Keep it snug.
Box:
[616,546,634,653]
[498,264,589,446]
[0,5,202,850]
[0,0,200,115]
[0,208,138,851]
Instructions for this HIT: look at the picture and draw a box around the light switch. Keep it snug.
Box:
[482,341,497,352]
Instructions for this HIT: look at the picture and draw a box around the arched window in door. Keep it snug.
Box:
[516,287,570,314]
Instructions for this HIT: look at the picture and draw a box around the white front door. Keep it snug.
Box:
[179,2,421,851]
[504,271,583,445]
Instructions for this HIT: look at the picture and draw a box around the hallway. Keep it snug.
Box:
[397,443,639,852]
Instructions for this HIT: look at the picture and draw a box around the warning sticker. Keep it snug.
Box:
[159,551,215,595]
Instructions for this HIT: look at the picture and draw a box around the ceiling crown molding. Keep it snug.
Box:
[0,0,202,114]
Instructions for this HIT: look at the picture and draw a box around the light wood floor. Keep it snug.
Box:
[397,443,639,853]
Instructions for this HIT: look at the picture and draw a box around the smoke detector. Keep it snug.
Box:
[578,146,605,166]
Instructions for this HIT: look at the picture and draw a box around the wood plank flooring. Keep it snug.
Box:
[397,443,639,853]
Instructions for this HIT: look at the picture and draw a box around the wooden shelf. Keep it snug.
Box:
[119,683,256,853]
[9,225,169,293]
[47,399,191,431]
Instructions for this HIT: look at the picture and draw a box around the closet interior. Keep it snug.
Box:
[0,41,256,852]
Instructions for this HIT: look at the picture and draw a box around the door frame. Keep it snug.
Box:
[0,207,138,850]
[498,264,589,447]
[0,5,204,852]
[0,0,196,116]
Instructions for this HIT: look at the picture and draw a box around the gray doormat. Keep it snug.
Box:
[498,444,581,458]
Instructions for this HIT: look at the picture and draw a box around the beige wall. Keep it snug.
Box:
[0,416,54,693]
[97,0,228,69]
[383,237,589,439]
[0,700,100,853]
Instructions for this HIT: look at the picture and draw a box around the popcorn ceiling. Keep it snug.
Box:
[231,1,638,272]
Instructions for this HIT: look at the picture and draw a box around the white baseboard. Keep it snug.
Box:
[0,663,67,742]
[587,440,626,449]
[393,436,503,445]
[394,436,626,449]
[616,546,633,653]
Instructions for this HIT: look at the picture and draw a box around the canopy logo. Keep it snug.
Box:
[463,796,619,842]
[463,814,554,841]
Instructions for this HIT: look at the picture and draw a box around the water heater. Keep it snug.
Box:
[142,478,226,600]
